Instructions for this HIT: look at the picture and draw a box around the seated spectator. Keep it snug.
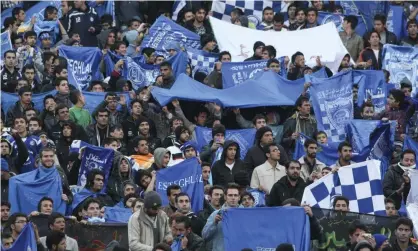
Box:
[1,201,10,230]
[45,230,67,251]
[29,197,54,217]
[212,140,246,187]
[385,198,399,217]
[240,192,255,208]
[167,125,191,166]
[162,184,181,218]
[69,90,92,128]
[390,217,418,250]
[136,170,156,199]
[130,136,154,169]
[1,232,13,249]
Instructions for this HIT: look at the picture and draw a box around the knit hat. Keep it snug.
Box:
[291,51,304,64]
[238,15,249,27]
[234,171,249,187]
[253,41,265,52]
[353,240,374,251]
[255,126,272,142]
[400,77,412,88]
[212,124,226,139]
[175,126,189,141]
[180,141,197,153]
[373,234,388,249]
[144,191,162,209]
[125,30,139,45]
[1,158,9,172]
[200,33,216,48]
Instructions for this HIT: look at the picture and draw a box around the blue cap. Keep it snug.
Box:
[373,234,388,249]
[180,141,197,153]
[1,158,9,172]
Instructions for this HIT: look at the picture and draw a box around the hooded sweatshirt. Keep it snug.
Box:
[211,140,246,187]
[107,155,134,203]
[150,148,169,171]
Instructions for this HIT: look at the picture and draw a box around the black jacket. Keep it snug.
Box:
[184,19,213,36]
[363,29,398,46]
[2,134,29,175]
[122,115,158,147]
[211,140,246,187]
[383,164,411,209]
[106,153,133,203]
[358,46,383,70]
[1,68,21,92]
[67,6,101,47]
[268,176,306,207]
[49,121,88,145]
[6,101,36,127]
[185,212,205,237]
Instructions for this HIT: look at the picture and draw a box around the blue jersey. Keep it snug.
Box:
[11,135,42,173]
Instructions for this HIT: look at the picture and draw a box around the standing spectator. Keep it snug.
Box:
[200,124,225,165]
[162,117,184,148]
[198,185,224,222]
[6,213,44,251]
[6,85,34,126]
[390,218,418,250]
[162,185,181,218]
[251,143,286,195]
[282,96,317,155]
[1,132,28,176]
[304,8,319,28]
[268,160,306,207]
[67,0,101,47]
[385,198,399,217]
[297,139,326,182]
[69,90,91,128]
[331,142,356,170]
[54,77,72,108]
[92,93,128,128]
[185,7,213,36]
[128,191,172,251]
[363,14,398,46]
[22,64,42,93]
[1,50,21,92]
[49,104,88,144]
[202,183,241,251]
[212,140,246,187]
[130,137,154,169]
[59,0,75,31]
[289,8,306,30]
[16,31,43,75]
[339,15,364,62]
[383,149,415,210]
[401,19,418,47]
[172,216,204,251]
[1,201,10,229]
[357,31,383,70]
[86,108,110,146]
[284,3,297,27]
[175,193,205,236]
[244,41,265,61]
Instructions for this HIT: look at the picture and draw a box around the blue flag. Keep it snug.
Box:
[171,239,182,251]
[81,91,131,114]
[59,45,102,90]
[186,47,219,77]
[88,0,115,20]
[346,120,381,153]
[172,0,186,21]
[310,70,353,142]
[122,51,188,89]
[78,146,114,192]
[34,20,59,45]
[194,126,256,158]
[141,16,200,56]
[337,1,388,31]
[151,71,305,108]
[70,140,93,153]
[404,136,418,165]
[317,12,367,36]
[1,223,37,251]
[223,207,310,251]
[104,206,132,223]
[246,188,266,206]
[71,188,107,212]
[353,70,387,113]
[382,44,418,96]
[367,122,395,177]
[386,5,406,40]
[9,166,66,215]
[221,60,268,89]
[1,31,12,62]
[156,158,204,213]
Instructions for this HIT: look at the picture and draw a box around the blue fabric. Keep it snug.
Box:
[70,140,94,153]
[151,71,305,108]
[71,188,107,212]
[382,44,418,96]
[78,146,114,192]
[403,136,418,165]
[1,158,8,172]
[337,1,388,31]
[122,51,188,89]
[194,126,256,158]
[346,120,381,153]
[14,136,42,173]
[59,45,103,90]
[386,5,406,39]
[221,60,268,89]
[246,188,266,206]
[104,206,132,223]
[223,207,310,251]
[141,16,200,56]
[171,239,182,251]
[186,47,219,77]
[103,50,145,77]
[9,165,66,214]
[35,20,59,45]
[317,12,367,36]
[353,70,387,113]
[1,90,56,117]
[1,32,12,61]
[156,158,204,213]
[309,70,353,142]
[80,91,131,114]
[172,0,186,21]
[1,223,37,251]
[88,0,115,20]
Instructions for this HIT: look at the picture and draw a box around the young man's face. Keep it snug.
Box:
[87,202,101,218]
[402,87,412,97]
[361,106,375,120]
[14,118,27,134]
[184,147,196,159]
[136,140,149,155]
[138,121,150,136]
[93,175,104,191]
[4,52,16,68]
[195,112,207,126]
[408,23,418,36]
[56,80,69,94]
[226,145,237,160]
[296,10,306,22]
[395,224,412,243]
[334,199,349,212]
[202,166,211,181]
[40,200,53,214]
[263,9,274,23]
[28,120,40,134]
[1,205,10,222]
[26,36,37,46]
[24,69,35,82]
[307,11,317,24]
[385,202,398,217]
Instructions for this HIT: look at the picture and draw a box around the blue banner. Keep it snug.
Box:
[382,44,418,96]
[337,1,388,31]
[59,45,102,90]
[88,0,115,20]
[1,223,37,251]
[104,206,132,223]
[353,70,387,113]
[34,20,59,45]
[194,126,256,158]
[310,71,353,142]
[318,12,367,36]
[223,207,310,251]
[122,51,188,89]
[186,47,219,77]
[404,135,418,165]
[386,5,406,40]
[78,146,115,192]
[151,71,305,108]
[246,188,266,206]
[221,60,268,89]
[156,158,204,213]
[346,120,381,153]
[141,16,200,56]
[9,166,67,215]
[1,31,12,61]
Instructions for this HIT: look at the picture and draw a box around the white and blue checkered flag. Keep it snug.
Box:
[302,160,386,215]
[211,0,282,26]
[186,47,219,77]
[172,0,186,21]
